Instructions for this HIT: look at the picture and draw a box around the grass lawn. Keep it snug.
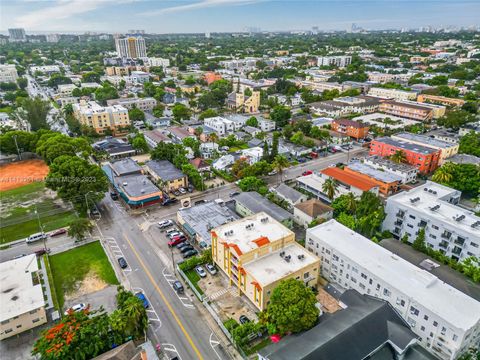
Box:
[0,181,46,202]
[244,337,272,356]
[0,211,77,244]
[184,269,204,296]
[49,241,119,309]
[43,255,60,311]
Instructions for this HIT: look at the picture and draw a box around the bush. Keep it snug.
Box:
[224,318,239,333]
[178,250,211,272]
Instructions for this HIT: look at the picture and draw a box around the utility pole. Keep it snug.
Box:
[35,205,47,251]
[13,135,22,160]
[171,246,176,274]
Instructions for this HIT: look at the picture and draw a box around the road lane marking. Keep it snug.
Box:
[123,232,203,360]
[209,333,222,360]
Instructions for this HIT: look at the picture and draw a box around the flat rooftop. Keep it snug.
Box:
[308,220,480,331]
[364,155,417,173]
[234,192,292,223]
[243,243,319,286]
[448,154,480,165]
[116,173,160,198]
[393,132,457,149]
[145,160,185,181]
[0,254,45,322]
[110,158,142,176]
[374,137,439,155]
[321,167,378,191]
[387,181,480,235]
[213,212,294,255]
[347,162,403,184]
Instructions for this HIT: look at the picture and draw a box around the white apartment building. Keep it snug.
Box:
[317,56,352,68]
[29,65,61,74]
[368,87,418,101]
[0,255,47,339]
[203,116,235,135]
[115,36,147,59]
[383,181,480,261]
[106,97,157,111]
[363,156,418,184]
[0,64,19,83]
[258,117,276,132]
[57,83,77,97]
[145,57,170,68]
[306,220,480,360]
[240,147,263,165]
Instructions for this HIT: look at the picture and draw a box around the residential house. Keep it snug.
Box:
[92,137,136,159]
[240,147,263,165]
[144,160,188,191]
[345,162,402,196]
[293,199,333,228]
[270,183,308,209]
[143,129,172,149]
[363,156,418,184]
[213,154,235,171]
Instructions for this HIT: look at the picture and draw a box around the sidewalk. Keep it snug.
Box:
[39,256,54,310]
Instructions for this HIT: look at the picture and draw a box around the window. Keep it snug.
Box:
[0,320,9,325]
[303,272,310,279]
[29,309,37,314]
[333,255,339,261]
[407,224,413,228]
[424,315,429,321]
[4,329,13,334]
[433,321,438,327]
[441,327,446,335]
[421,326,426,331]
[432,225,439,230]
[376,284,381,291]
[352,267,358,273]
[409,215,416,220]
[16,324,22,329]
[361,273,367,280]
[351,277,357,283]
[383,288,391,297]
[471,242,479,248]
[369,279,373,285]
[410,306,419,316]
[359,283,365,289]
[452,334,458,341]
[429,234,437,239]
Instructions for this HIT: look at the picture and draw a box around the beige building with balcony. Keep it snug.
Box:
[73,100,130,135]
[0,254,47,340]
[211,212,320,311]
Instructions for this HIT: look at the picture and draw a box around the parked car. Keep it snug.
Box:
[268,170,277,176]
[178,187,187,195]
[171,234,187,242]
[176,241,191,250]
[206,263,217,275]
[169,237,187,247]
[173,190,180,196]
[90,206,100,216]
[168,232,184,239]
[173,281,184,294]
[183,249,198,258]
[180,245,194,254]
[187,185,194,193]
[194,199,206,205]
[302,170,313,176]
[34,248,50,256]
[162,198,178,206]
[110,192,119,200]
[297,157,307,163]
[239,315,250,324]
[117,257,128,269]
[229,191,240,198]
[158,219,173,229]
[50,228,67,237]
[26,232,47,244]
[64,303,86,315]
[195,266,207,278]
[166,228,179,235]
[135,292,149,308]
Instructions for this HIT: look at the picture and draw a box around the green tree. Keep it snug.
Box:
[412,228,427,252]
[238,176,266,192]
[460,257,480,283]
[182,163,205,190]
[46,155,108,213]
[322,178,338,201]
[152,104,165,118]
[130,133,149,153]
[270,105,291,127]
[17,77,28,90]
[432,162,455,183]
[0,82,18,91]
[344,192,357,214]
[82,71,101,83]
[459,131,480,156]
[13,97,50,131]
[172,103,191,121]
[94,85,118,105]
[337,212,356,229]
[199,108,218,120]
[437,110,474,129]
[246,116,258,127]
[68,218,93,241]
[432,163,480,197]
[128,107,145,122]
[0,130,38,154]
[390,150,407,164]
[290,131,305,145]
[264,279,319,335]
[272,154,289,181]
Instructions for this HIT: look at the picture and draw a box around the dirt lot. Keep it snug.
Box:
[0,159,49,191]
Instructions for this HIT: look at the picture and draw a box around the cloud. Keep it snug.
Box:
[13,0,137,29]
[139,0,262,17]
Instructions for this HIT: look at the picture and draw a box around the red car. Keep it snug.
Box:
[50,228,67,237]
[302,170,313,176]
[168,236,187,247]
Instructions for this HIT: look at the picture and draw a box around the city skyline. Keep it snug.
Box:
[1,0,480,34]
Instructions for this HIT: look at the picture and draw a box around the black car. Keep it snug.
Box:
[173,281,184,294]
[110,192,119,200]
[183,249,198,259]
[117,257,128,269]
[229,192,240,198]
[162,198,178,206]
[180,246,194,254]
[239,315,250,324]
[194,199,206,205]
[176,241,191,250]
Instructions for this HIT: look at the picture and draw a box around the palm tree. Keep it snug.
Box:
[272,154,289,183]
[345,192,357,214]
[322,178,338,201]
[432,166,453,184]
[209,133,218,144]
[122,297,148,338]
[390,150,407,164]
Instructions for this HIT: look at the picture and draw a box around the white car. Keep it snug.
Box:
[64,303,86,315]
[178,188,187,194]
[168,232,183,239]
[195,266,207,278]
[166,228,179,235]
[206,263,217,275]
[158,220,173,229]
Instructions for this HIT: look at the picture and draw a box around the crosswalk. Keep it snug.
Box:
[206,287,238,301]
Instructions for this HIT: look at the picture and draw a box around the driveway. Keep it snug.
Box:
[64,285,118,314]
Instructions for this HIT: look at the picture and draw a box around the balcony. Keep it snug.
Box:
[452,246,462,256]
[441,232,452,240]
[418,220,428,228]
[454,237,465,246]
[439,241,449,249]
[394,220,403,226]
[396,211,405,219]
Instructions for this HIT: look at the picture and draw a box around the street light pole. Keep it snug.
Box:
[13,135,22,160]
[85,191,94,218]
[35,205,47,251]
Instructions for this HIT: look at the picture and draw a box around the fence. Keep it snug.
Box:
[176,264,204,301]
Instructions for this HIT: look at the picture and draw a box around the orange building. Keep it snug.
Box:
[320,167,379,196]
[331,118,369,140]
[343,165,401,196]
[204,72,222,85]
[417,94,465,107]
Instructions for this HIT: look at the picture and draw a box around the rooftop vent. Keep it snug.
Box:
[141,189,145,194]
[260,217,269,223]
[424,188,428,191]
[455,215,465,222]
[279,251,285,258]
[430,204,441,211]
[472,221,480,228]
[298,254,305,260]
[123,182,128,186]
[284,255,291,263]
[410,197,420,204]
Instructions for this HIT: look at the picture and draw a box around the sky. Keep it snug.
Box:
[1,0,479,34]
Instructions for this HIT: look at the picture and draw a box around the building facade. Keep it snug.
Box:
[379,101,433,122]
[306,220,480,360]
[212,212,320,311]
[317,56,352,68]
[0,64,18,83]
[8,28,26,42]
[369,137,441,174]
[115,36,147,59]
[73,100,130,135]
[382,181,480,261]
[331,118,369,140]
[106,97,157,111]
[417,94,465,107]
[363,156,418,184]
[368,87,418,101]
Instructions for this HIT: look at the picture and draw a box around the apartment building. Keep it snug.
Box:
[302,81,347,93]
[258,117,276,132]
[383,181,480,261]
[363,156,418,184]
[400,100,446,119]
[8,28,26,42]
[369,137,441,174]
[368,87,418,101]
[310,96,380,118]
[417,94,465,107]
[379,100,434,122]
[203,72,222,85]
[391,133,459,165]
[115,36,147,59]
[211,212,320,311]
[0,64,18,83]
[345,162,402,195]
[145,57,170,68]
[106,97,157,111]
[0,255,47,340]
[366,72,410,83]
[203,116,235,135]
[306,220,480,360]
[317,56,352,68]
[331,118,369,140]
[57,83,77,97]
[73,100,130,135]
[143,129,172,148]
[29,65,61,74]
